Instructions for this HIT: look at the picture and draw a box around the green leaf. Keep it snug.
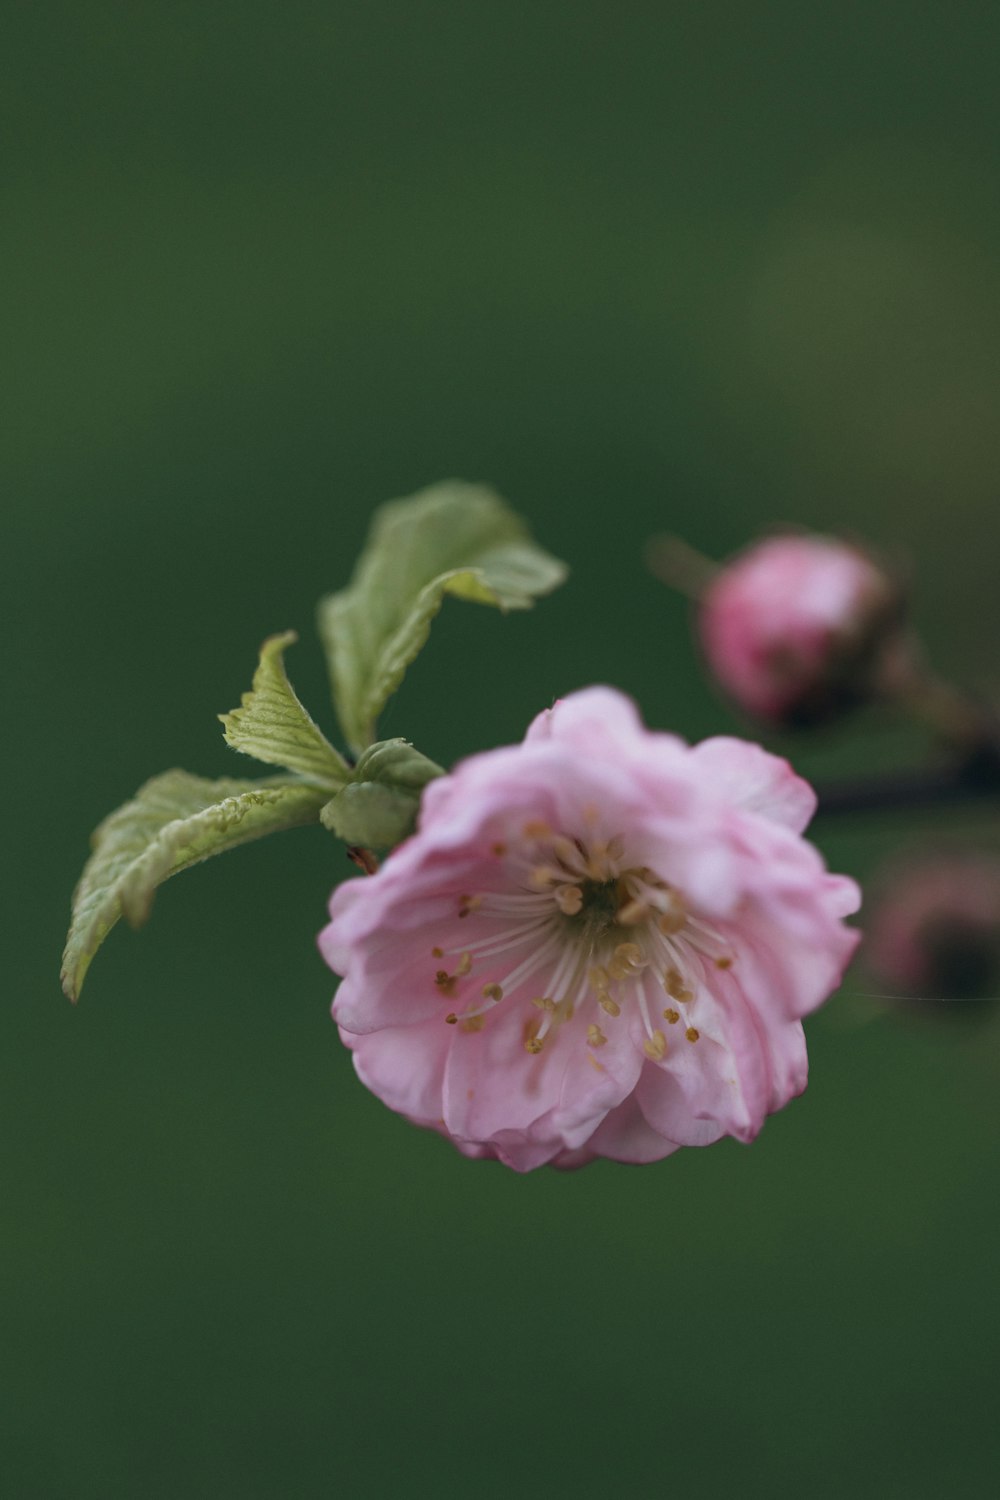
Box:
[320,738,445,849]
[61,771,329,1001]
[318,481,568,752]
[220,630,350,787]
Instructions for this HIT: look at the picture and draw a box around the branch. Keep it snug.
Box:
[815,745,1000,818]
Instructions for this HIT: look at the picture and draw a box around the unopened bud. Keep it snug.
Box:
[698,534,904,727]
[865,850,1000,1008]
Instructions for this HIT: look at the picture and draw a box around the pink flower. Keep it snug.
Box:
[319,688,860,1171]
[865,849,1000,1004]
[699,534,901,725]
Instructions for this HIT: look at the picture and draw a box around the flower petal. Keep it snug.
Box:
[689,736,817,832]
[571,1092,682,1165]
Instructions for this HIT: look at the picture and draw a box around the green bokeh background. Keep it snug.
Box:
[7,4,1000,1495]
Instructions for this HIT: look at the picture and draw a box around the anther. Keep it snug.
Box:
[599,995,621,1017]
[491,841,507,857]
[685,1027,700,1043]
[522,819,551,840]
[551,835,583,869]
[432,946,444,957]
[608,942,646,979]
[662,1007,680,1025]
[528,864,561,890]
[524,1037,545,1055]
[532,996,556,1011]
[445,1013,458,1025]
[482,983,503,1002]
[587,1024,607,1048]
[456,952,473,977]
[554,884,583,915]
[715,956,733,970]
[663,968,692,1002]
[657,893,687,935]
[460,1015,485,1033]
[617,899,649,926]
[643,1030,668,1061]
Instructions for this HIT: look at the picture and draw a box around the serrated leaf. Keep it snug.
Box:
[318,481,567,752]
[61,771,329,1001]
[220,631,350,787]
[320,738,444,849]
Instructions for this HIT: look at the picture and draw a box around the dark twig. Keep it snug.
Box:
[816,744,1000,818]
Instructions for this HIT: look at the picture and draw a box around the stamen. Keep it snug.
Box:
[551,835,587,873]
[475,893,556,909]
[554,884,583,915]
[657,891,687,935]
[685,913,730,962]
[586,843,614,881]
[643,1030,668,1061]
[491,933,565,998]
[448,985,507,1027]
[608,942,646,979]
[435,837,715,1067]
[637,983,656,1040]
[532,941,584,1037]
[447,914,551,960]
[617,898,650,926]
[663,967,693,1003]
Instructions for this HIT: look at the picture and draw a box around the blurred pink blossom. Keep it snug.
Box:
[865,849,1000,1003]
[319,688,860,1171]
[699,534,900,724]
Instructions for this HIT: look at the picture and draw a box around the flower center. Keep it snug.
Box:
[568,874,629,936]
[429,815,731,1060]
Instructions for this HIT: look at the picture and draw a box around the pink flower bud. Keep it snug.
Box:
[699,534,902,726]
[865,850,1000,1005]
